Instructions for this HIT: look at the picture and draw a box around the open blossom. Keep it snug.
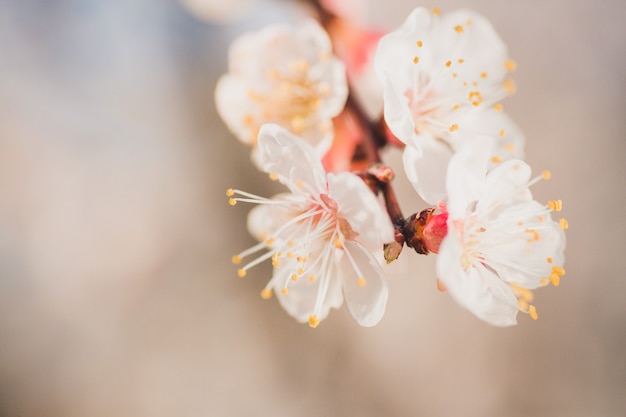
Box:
[228,124,394,327]
[215,20,348,153]
[375,7,524,203]
[427,143,567,326]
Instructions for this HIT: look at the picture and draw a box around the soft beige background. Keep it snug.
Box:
[0,0,623,416]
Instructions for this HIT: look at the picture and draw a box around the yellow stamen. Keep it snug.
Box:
[357,278,366,288]
[518,298,529,311]
[308,274,315,282]
[499,129,506,137]
[437,279,447,292]
[452,104,460,111]
[449,123,459,132]
[504,143,516,152]
[231,255,242,264]
[542,170,552,180]
[226,188,235,197]
[491,156,502,163]
[481,72,488,78]
[416,40,423,47]
[445,60,452,67]
[265,237,276,245]
[281,288,288,295]
[504,78,516,94]
[237,269,246,278]
[549,273,560,287]
[260,289,272,299]
[228,198,237,206]
[296,180,304,189]
[458,59,465,64]
[291,274,298,281]
[529,305,538,320]
[413,56,420,64]
[452,72,458,78]
[548,200,563,211]
[308,314,320,328]
[540,278,549,286]
[559,218,569,230]
[493,103,503,112]
[432,7,441,15]
[269,172,279,181]
[547,257,553,263]
[504,59,517,72]
[333,236,343,249]
[454,25,464,33]
[552,266,566,276]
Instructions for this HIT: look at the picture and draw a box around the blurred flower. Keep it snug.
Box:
[179,0,259,23]
[228,124,394,327]
[433,143,567,326]
[375,7,523,203]
[215,20,348,154]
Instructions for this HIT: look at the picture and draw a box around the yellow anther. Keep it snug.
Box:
[559,218,569,230]
[272,259,280,267]
[261,289,273,300]
[466,19,473,25]
[504,59,517,72]
[413,56,420,64]
[512,284,534,302]
[291,274,298,281]
[452,72,458,78]
[357,278,366,288]
[432,7,441,15]
[437,279,448,292]
[226,188,235,197]
[548,200,563,211]
[481,72,488,78]
[549,273,560,287]
[281,288,289,295]
[454,25,464,33]
[296,180,304,189]
[504,78,516,94]
[452,104,460,111]
[458,59,465,64]
[445,60,452,67]
[547,257,553,263]
[265,237,276,245]
[297,256,304,262]
[494,103,503,112]
[542,170,552,180]
[552,266,566,276]
[449,123,459,132]
[237,269,247,278]
[333,236,343,249]
[228,198,237,206]
[472,101,480,107]
[243,114,254,126]
[269,172,279,181]
[288,240,295,247]
[231,255,242,264]
[540,278,549,286]
[286,252,294,258]
[298,268,305,275]
[538,216,545,223]
[499,129,506,137]
[308,314,320,328]
[505,143,516,152]
[491,156,503,163]
[416,40,423,47]
[529,305,538,320]
[291,117,304,134]
[308,274,315,282]
[518,298,529,311]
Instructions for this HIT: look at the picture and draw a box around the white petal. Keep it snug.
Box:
[256,124,328,194]
[271,259,343,324]
[214,74,258,145]
[437,235,519,326]
[327,172,394,246]
[475,159,532,215]
[403,140,452,204]
[340,241,389,327]
[444,137,491,217]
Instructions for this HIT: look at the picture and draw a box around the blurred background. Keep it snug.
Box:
[0,0,624,416]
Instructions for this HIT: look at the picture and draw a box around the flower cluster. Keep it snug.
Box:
[219,4,568,328]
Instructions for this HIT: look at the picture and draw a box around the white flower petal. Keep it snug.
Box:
[340,241,389,327]
[272,259,343,324]
[257,124,328,194]
[403,140,452,204]
[437,236,519,326]
[327,172,394,246]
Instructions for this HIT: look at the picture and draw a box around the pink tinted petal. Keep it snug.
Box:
[340,241,389,327]
[327,172,394,246]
